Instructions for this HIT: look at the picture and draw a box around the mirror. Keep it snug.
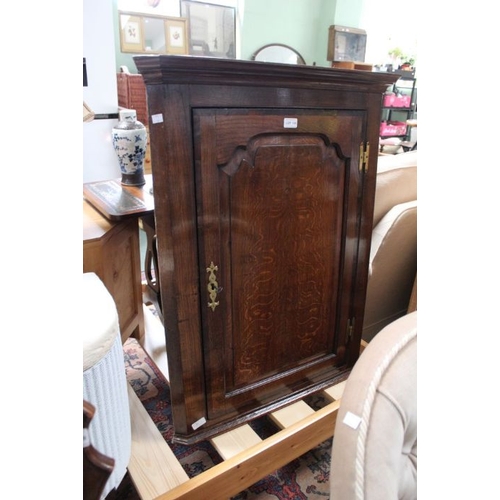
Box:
[180,1,236,58]
[119,12,188,55]
[251,44,306,65]
[143,17,165,53]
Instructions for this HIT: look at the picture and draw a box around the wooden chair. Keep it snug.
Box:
[83,400,115,500]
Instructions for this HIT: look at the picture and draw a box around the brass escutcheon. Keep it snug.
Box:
[207,261,220,311]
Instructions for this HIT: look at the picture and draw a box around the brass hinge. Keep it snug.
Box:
[347,317,355,340]
[359,142,370,172]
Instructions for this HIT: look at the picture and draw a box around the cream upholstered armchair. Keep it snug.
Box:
[330,311,417,500]
[362,151,417,342]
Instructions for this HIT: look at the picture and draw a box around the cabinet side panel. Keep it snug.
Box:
[147,84,207,436]
[344,92,383,364]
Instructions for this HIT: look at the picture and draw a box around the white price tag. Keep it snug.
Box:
[152,113,164,124]
[343,411,362,430]
[192,417,207,430]
[284,117,298,128]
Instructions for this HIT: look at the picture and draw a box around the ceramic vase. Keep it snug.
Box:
[112,109,147,186]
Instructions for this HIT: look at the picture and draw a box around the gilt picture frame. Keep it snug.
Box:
[119,13,144,53]
[165,17,188,55]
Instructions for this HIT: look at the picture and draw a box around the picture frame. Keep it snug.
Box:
[180,0,236,58]
[165,17,188,55]
[119,13,144,53]
[327,25,367,63]
[118,12,189,55]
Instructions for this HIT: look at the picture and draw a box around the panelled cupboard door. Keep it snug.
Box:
[194,109,365,420]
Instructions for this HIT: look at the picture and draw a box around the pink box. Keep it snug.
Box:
[383,94,411,108]
[393,95,411,108]
[383,93,395,107]
[380,121,407,137]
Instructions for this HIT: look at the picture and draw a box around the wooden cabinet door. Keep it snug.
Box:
[194,109,366,420]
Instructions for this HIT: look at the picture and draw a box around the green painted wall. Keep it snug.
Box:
[334,0,365,27]
[113,0,367,72]
[240,0,335,66]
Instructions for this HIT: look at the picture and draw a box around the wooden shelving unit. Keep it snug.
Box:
[380,70,417,143]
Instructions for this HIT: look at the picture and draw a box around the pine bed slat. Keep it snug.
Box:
[210,424,262,460]
[127,385,189,500]
[269,399,315,428]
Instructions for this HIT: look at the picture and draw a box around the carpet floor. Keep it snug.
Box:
[113,337,334,499]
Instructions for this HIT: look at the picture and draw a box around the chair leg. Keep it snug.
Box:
[84,401,115,500]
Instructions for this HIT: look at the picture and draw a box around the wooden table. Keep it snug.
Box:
[83,175,156,344]
[83,175,154,221]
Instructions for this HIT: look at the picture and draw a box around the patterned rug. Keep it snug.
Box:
[115,337,333,499]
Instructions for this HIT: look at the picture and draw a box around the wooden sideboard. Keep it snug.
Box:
[83,200,145,345]
[136,55,397,443]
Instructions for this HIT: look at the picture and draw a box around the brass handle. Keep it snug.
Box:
[207,261,220,311]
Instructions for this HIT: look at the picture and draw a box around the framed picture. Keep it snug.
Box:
[165,17,188,55]
[119,13,144,53]
[180,1,236,58]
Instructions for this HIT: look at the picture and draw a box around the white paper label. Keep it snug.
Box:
[284,117,298,128]
[152,113,164,124]
[192,416,207,430]
[343,411,362,430]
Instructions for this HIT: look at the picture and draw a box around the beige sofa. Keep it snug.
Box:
[330,311,417,499]
[362,151,417,342]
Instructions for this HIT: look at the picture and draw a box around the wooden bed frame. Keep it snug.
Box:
[82,341,368,499]
[127,382,344,500]
[126,339,369,499]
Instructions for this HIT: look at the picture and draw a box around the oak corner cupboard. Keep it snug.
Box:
[135,55,397,444]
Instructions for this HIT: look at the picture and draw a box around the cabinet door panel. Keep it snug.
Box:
[195,109,364,419]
